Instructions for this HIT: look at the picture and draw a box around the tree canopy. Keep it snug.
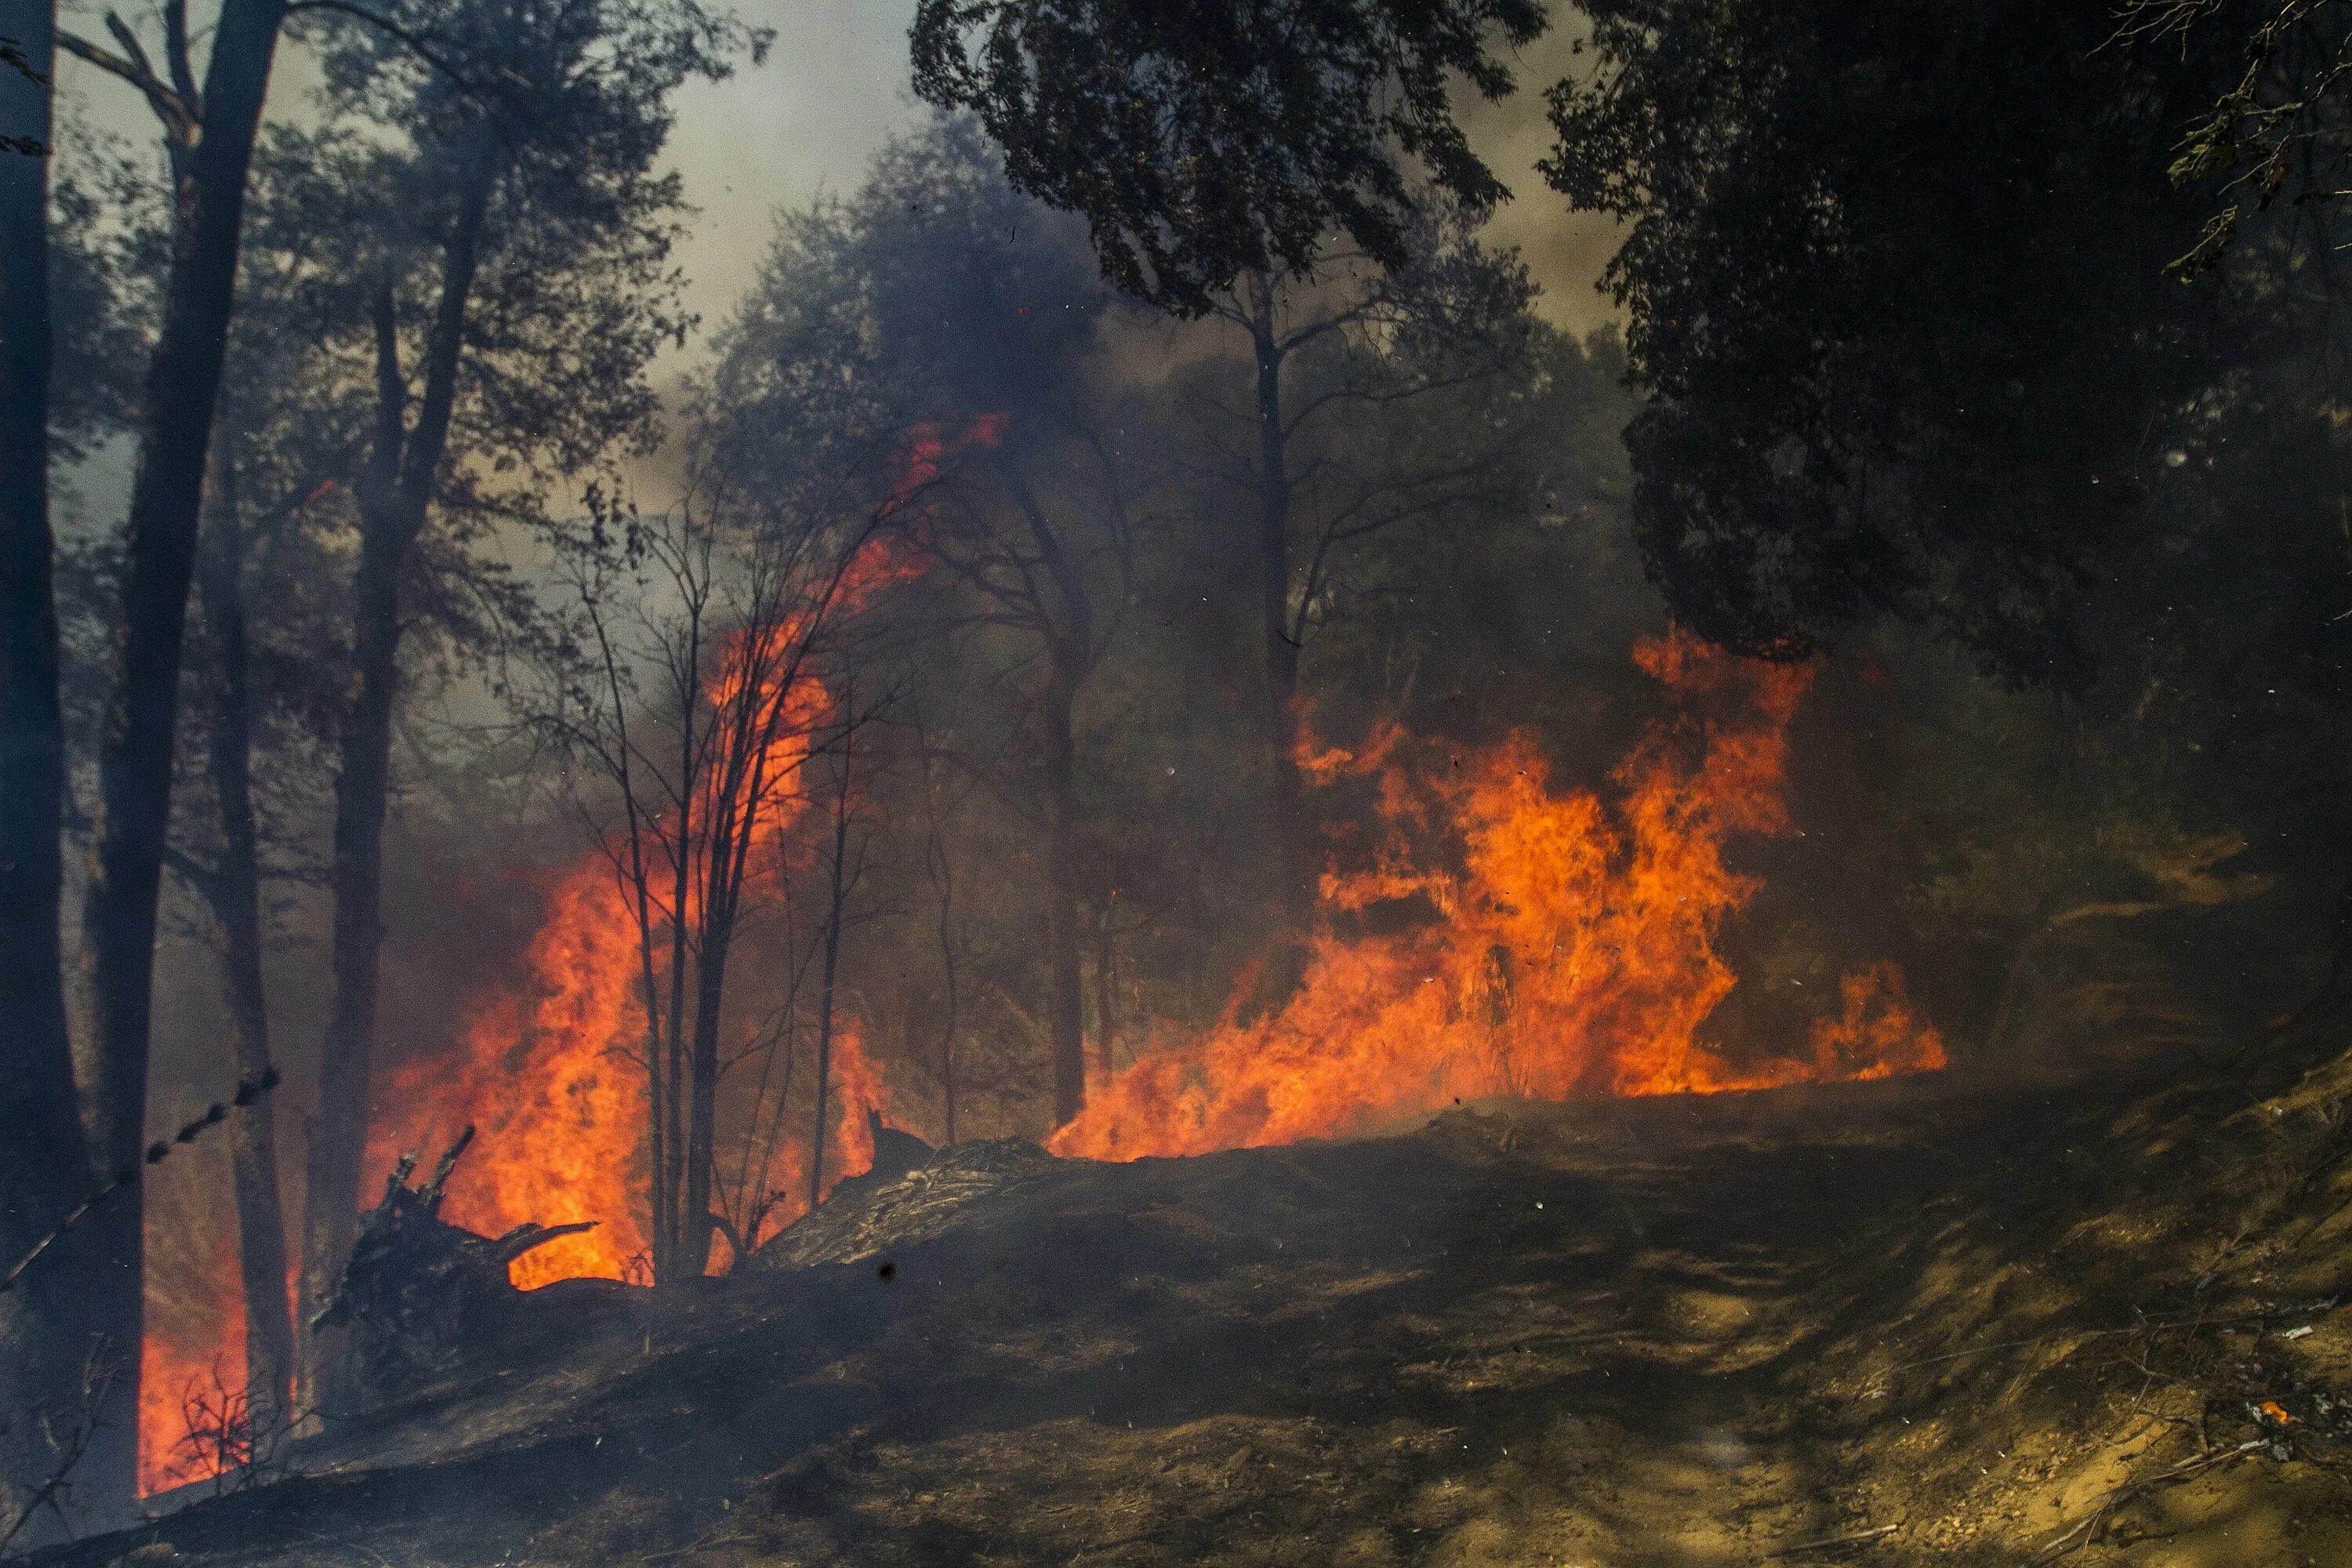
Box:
[908,0,1549,314]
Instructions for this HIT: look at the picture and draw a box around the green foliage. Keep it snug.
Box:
[1541,0,2253,684]
[909,0,1550,314]
[2116,0,2352,278]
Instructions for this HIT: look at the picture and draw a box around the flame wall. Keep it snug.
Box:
[1051,630,1945,1160]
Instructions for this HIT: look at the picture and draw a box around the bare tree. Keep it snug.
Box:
[546,463,901,1279]
[913,423,1147,1127]
[1191,225,1535,960]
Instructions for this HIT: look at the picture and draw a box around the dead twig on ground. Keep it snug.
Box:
[1766,1522,1899,1555]
[640,1529,757,1562]
[1870,1297,2339,1385]
[2031,1438,2265,1563]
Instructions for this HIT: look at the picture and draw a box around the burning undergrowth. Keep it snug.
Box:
[142,613,1944,1494]
[1052,629,1945,1160]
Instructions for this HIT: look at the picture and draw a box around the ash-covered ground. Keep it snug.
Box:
[45,1004,2352,1568]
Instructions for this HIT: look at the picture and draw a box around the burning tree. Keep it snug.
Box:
[708,122,1163,1128]
[292,0,762,1407]
[530,458,916,1283]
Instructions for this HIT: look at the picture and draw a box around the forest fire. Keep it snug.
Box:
[365,534,924,1287]
[1051,631,1947,1161]
[25,0,2352,1554]
[368,858,651,1288]
[137,1240,249,1497]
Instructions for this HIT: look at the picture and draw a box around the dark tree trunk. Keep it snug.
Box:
[931,822,959,1147]
[655,680,694,1279]
[71,0,286,1508]
[299,147,492,1414]
[1092,896,1116,1090]
[1043,668,1085,1127]
[679,902,731,1277]
[1244,296,1313,1029]
[0,3,107,1533]
[194,453,294,1434]
[808,743,854,1210]
[994,466,1093,1131]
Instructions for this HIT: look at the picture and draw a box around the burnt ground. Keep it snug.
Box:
[38,997,2352,1568]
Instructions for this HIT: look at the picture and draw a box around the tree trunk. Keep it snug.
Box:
[655,670,695,1279]
[678,906,731,1279]
[299,146,492,1414]
[194,453,293,1435]
[808,745,854,1210]
[931,827,959,1147]
[299,481,412,1418]
[0,4,108,1534]
[1043,668,1085,1127]
[1092,896,1116,1089]
[1247,295,1312,1024]
[71,0,285,1508]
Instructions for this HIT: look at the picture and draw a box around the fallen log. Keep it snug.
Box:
[314,1125,596,1414]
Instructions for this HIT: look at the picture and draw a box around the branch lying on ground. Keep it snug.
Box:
[1867,1295,2343,1386]
[1766,1522,1899,1556]
[2031,1438,2266,1562]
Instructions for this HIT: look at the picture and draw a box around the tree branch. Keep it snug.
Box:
[55,21,200,151]
[284,0,492,97]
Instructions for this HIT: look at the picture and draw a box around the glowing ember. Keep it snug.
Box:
[1051,630,1947,1160]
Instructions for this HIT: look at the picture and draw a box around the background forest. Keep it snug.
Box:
[9,0,2352,1541]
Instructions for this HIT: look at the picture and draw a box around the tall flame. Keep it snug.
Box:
[1051,630,1945,1160]
[137,1234,245,1497]
[366,494,935,1286]
[370,855,652,1287]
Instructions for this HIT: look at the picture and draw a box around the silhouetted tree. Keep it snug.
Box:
[909,0,1549,314]
[292,0,760,1395]
[710,124,1151,1127]
[27,0,290,1515]
[168,138,377,1434]
[1178,216,1536,951]
[1540,0,2251,684]
[0,1,104,1534]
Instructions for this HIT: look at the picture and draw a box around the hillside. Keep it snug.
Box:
[40,1002,2352,1568]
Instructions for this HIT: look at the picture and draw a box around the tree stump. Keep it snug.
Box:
[313,1127,594,1414]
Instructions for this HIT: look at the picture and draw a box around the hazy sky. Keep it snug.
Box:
[654,1,1622,347]
[659,0,927,346]
[53,1,1620,516]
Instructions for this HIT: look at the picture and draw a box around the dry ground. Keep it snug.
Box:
[38,996,2352,1568]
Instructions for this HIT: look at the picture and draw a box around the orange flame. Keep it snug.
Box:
[371,853,652,1287]
[822,1022,887,1198]
[137,1235,245,1497]
[365,444,949,1287]
[1053,630,1945,1160]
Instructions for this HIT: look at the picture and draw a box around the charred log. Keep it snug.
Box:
[753,1135,1053,1271]
[312,1127,593,1416]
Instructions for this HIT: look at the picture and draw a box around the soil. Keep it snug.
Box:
[38,995,2352,1567]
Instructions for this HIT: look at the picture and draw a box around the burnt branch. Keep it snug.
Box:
[0,1066,282,1296]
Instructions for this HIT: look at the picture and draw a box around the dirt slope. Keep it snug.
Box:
[38,1003,2352,1568]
